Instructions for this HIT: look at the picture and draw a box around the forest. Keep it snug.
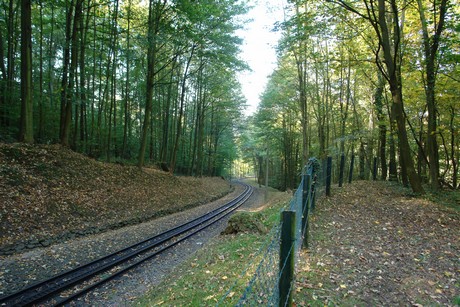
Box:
[1,0,459,193]
[1,0,248,176]
[243,0,459,193]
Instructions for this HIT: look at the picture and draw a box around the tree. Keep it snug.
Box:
[416,0,449,190]
[19,0,33,143]
[280,0,311,166]
[138,0,168,168]
[330,0,425,193]
[60,0,84,147]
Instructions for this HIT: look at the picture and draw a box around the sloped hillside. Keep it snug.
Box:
[0,143,231,254]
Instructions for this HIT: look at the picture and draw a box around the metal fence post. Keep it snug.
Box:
[302,171,309,211]
[348,154,355,184]
[373,157,377,180]
[279,210,296,307]
[326,156,332,196]
[302,173,311,249]
[322,158,327,186]
[338,153,345,187]
[311,175,317,211]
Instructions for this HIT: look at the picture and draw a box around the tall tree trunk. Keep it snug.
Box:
[79,0,91,151]
[417,0,448,190]
[314,59,326,158]
[122,0,132,158]
[95,18,105,157]
[385,92,398,181]
[0,29,6,79]
[61,0,83,147]
[359,141,365,180]
[107,0,119,161]
[195,61,206,177]
[4,0,18,130]
[139,0,167,168]
[37,0,44,141]
[417,111,427,181]
[450,106,458,188]
[374,72,387,180]
[139,6,156,167]
[292,1,309,165]
[335,0,425,193]
[60,0,75,144]
[0,29,6,129]
[342,60,351,154]
[48,3,55,138]
[19,0,33,143]
[159,58,177,165]
[170,45,195,174]
[377,0,424,193]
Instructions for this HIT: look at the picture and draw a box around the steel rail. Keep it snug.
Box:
[0,182,253,307]
[55,183,252,306]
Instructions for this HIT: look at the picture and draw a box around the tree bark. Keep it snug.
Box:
[139,0,167,168]
[0,28,5,128]
[19,0,33,143]
[334,0,425,193]
[3,0,18,130]
[79,0,91,151]
[60,0,75,144]
[450,106,458,189]
[292,2,309,165]
[374,72,387,180]
[122,0,132,158]
[37,0,44,141]
[377,0,424,193]
[416,0,448,190]
[107,0,119,161]
[170,45,195,174]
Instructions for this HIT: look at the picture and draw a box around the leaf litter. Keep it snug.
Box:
[296,181,459,306]
[0,143,232,254]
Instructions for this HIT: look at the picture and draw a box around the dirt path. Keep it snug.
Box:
[295,181,459,306]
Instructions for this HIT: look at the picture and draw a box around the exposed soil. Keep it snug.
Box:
[296,181,460,306]
[0,143,232,255]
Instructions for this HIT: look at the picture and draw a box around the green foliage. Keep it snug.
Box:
[248,0,460,190]
[424,189,460,212]
[0,0,249,177]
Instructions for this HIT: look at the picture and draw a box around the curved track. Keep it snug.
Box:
[0,183,253,307]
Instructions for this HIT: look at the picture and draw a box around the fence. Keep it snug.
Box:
[218,153,370,305]
[218,157,331,306]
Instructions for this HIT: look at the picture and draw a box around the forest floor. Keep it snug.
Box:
[0,143,232,255]
[295,181,460,306]
[135,180,459,306]
[1,143,459,305]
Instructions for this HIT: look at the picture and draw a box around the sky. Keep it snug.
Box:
[237,0,286,116]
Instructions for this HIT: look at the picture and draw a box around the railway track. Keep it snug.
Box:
[0,183,253,307]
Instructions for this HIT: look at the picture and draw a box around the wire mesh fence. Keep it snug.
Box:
[219,158,328,306]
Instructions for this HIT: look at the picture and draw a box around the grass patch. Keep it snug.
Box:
[293,252,367,307]
[424,188,460,212]
[134,192,290,306]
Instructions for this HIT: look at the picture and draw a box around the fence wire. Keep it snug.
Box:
[235,224,281,306]
[288,176,304,260]
[219,158,325,306]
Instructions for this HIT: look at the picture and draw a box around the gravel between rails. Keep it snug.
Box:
[0,182,266,306]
